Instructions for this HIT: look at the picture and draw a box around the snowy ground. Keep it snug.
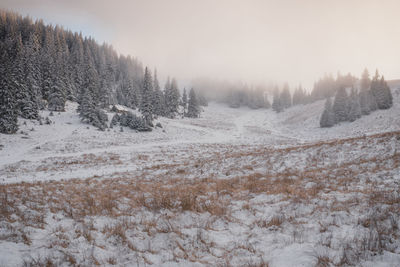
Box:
[1,85,400,266]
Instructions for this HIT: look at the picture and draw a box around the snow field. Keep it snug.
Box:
[0,85,400,266]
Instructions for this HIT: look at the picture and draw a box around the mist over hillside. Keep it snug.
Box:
[1,5,400,267]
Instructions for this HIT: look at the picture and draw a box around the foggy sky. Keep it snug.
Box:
[1,0,400,89]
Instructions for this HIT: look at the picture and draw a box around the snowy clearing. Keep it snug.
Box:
[0,86,400,266]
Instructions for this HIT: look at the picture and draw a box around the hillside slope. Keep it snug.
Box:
[1,85,400,183]
[0,84,399,266]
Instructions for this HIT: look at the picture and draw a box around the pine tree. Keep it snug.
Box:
[97,53,108,107]
[371,75,393,110]
[48,80,66,111]
[163,77,171,111]
[41,27,56,102]
[320,97,335,127]
[272,88,283,113]
[164,77,180,118]
[337,72,356,89]
[181,88,188,115]
[247,88,266,109]
[197,92,208,107]
[360,68,371,92]
[332,87,349,122]
[0,41,18,133]
[77,43,107,130]
[254,89,266,109]
[122,78,139,109]
[82,42,100,105]
[78,86,95,123]
[97,50,110,108]
[11,34,28,117]
[48,32,67,112]
[348,88,361,122]
[152,69,165,117]
[55,30,73,102]
[78,86,107,130]
[70,34,85,98]
[186,88,200,118]
[171,78,181,115]
[359,91,371,116]
[280,83,291,109]
[311,74,337,101]
[21,32,41,119]
[140,67,153,126]
[292,85,307,106]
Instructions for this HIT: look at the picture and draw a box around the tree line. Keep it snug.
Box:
[271,83,311,112]
[192,71,393,124]
[0,9,203,134]
[271,72,359,113]
[191,78,271,109]
[320,69,393,127]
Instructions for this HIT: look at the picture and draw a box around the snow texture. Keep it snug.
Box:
[0,85,400,266]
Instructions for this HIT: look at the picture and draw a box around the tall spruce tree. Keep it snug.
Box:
[311,74,337,101]
[47,80,66,111]
[320,97,335,127]
[78,86,95,123]
[181,88,188,116]
[360,68,371,92]
[11,34,28,117]
[164,77,180,118]
[272,88,283,113]
[197,91,208,107]
[280,83,291,109]
[55,30,73,101]
[48,34,67,112]
[47,31,67,111]
[78,86,107,130]
[82,42,100,105]
[76,41,108,130]
[186,88,200,118]
[21,32,41,119]
[348,88,361,122]
[152,69,165,117]
[359,68,376,115]
[332,87,349,122]
[41,27,56,102]
[292,85,307,106]
[371,75,393,110]
[0,41,18,133]
[140,67,154,126]
[70,34,85,98]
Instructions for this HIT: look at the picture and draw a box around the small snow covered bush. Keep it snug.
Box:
[119,112,151,132]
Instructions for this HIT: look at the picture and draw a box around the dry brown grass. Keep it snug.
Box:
[33,153,123,172]
[1,130,399,266]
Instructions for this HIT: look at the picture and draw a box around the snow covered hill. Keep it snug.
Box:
[0,84,400,266]
[1,85,400,184]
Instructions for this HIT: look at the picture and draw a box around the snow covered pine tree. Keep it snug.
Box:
[320,97,335,127]
[332,87,349,123]
[181,88,188,116]
[140,67,154,127]
[0,40,18,134]
[186,88,200,118]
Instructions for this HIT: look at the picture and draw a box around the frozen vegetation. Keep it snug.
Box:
[1,84,400,266]
[1,8,400,267]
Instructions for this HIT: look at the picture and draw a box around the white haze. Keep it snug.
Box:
[1,0,400,89]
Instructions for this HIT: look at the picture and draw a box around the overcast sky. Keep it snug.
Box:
[1,0,400,89]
